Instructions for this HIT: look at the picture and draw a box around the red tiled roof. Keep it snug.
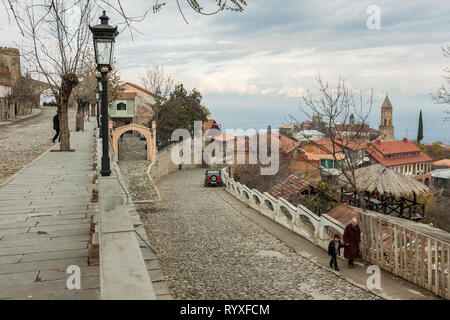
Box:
[305,138,343,153]
[278,125,294,129]
[203,119,221,131]
[269,175,312,201]
[118,92,137,99]
[275,132,300,154]
[368,138,421,155]
[366,145,432,167]
[432,159,450,168]
[122,82,158,98]
[335,139,368,151]
[327,204,358,227]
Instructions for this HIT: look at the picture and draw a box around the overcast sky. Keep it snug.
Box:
[1,0,449,143]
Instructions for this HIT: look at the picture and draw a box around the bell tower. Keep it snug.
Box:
[379,95,395,140]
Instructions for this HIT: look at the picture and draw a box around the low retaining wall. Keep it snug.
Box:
[221,167,344,250]
[96,132,156,300]
[149,142,203,182]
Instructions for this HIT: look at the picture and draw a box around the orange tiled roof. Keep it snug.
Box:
[432,159,450,168]
[203,119,221,131]
[122,82,157,98]
[269,175,312,201]
[118,92,137,100]
[303,151,345,161]
[368,138,421,155]
[278,133,300,154]
[327,204,358,226]
[336,139,368,151]
[366,144,431,167]
[305,138,343,153]
[258,132,300,154]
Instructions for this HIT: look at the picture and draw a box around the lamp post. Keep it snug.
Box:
[94,88,100,128]
[95,73,103,137]
[90,11,118,177]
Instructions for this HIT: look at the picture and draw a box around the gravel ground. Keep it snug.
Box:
[0,107,78,183]
[139,169,380,300]
[117,134,159,201]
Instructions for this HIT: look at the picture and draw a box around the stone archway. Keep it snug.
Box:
[111,122,156,161]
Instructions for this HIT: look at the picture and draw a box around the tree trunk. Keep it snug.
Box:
[91,103,96,116]
[58,74,79,151]
[76,101,85,132]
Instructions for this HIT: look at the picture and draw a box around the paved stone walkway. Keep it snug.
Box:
[0,107,77,183]
[139,169,380,300]
[0,121,99,299]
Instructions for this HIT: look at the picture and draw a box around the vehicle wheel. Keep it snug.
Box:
[210,175,218,183]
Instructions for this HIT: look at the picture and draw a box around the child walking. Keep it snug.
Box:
[328,234,344,271]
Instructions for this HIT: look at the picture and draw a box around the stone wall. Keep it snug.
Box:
[0,47,21,82]
[0,95,37,120]
[149,142,204,182]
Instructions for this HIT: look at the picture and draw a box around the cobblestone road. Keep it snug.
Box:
[139,169,380,300]
[117,134,158,201]
[0,107,77,183]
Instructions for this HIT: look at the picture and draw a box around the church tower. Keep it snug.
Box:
[379,95,395,140]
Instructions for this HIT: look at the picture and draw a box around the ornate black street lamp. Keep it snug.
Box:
[90,11,119,177]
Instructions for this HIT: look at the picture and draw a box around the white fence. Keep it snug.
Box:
[221,167,345,251]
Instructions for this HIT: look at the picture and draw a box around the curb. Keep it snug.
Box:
[0,108,42,125]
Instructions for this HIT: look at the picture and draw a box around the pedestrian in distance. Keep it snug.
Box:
[52,110,60,143]
[328,233,344,271]
[343,217,361,267]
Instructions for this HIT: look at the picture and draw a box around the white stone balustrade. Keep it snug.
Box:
[221,167,345,251]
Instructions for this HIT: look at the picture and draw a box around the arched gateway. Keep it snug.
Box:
[111,122,156,161]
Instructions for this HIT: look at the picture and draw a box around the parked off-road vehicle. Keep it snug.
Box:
[204,169,223,187]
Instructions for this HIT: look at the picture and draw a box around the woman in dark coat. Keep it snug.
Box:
[343,217,361,267]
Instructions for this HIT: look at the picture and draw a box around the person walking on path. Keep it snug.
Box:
[328,233,344,271]
[343,217,361,267]
[52,110,60,143]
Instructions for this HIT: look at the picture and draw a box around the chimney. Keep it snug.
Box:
[403,138,408,143]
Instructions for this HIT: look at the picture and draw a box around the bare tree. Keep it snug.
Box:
[290,74,374,211]
[72,51,97,132]
[6,0,94,151]
[140,65,175,143]
[432,44,450,121]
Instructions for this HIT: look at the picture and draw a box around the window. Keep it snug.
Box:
[117,102,126,110]
[320,159,327,168]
